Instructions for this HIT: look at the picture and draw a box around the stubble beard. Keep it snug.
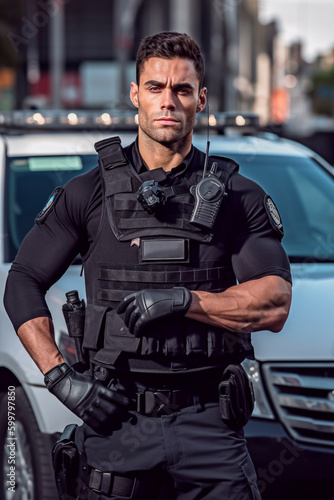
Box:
[137,106,196,147]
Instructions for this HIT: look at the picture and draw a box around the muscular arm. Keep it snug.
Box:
[17,317,64,374]
[185,173,293,335]
[187,275,292,334]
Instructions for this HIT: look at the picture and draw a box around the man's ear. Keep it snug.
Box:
[196,87,207,113]
[130,82,139,108]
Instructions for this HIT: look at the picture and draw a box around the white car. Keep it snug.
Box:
[0,111,334,500]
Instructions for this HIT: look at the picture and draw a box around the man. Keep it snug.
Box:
[4,31,291,499]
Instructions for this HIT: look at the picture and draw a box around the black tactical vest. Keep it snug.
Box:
[82,137,255,370]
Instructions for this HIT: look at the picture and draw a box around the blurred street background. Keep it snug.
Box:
[1,0,334,162]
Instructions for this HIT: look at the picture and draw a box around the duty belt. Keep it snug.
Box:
[133,384,219,417]
[93,365,224,416]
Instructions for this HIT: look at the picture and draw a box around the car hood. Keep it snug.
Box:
[252,263,334,361]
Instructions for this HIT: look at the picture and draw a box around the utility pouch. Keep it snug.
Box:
[218,364,255,430]
[52,423,81,499]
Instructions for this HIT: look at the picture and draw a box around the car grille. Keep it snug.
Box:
[262,363,334,447]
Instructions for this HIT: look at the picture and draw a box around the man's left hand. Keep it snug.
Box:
[117,287,192,337]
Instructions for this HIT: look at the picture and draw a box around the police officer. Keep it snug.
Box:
[4,31,292,500]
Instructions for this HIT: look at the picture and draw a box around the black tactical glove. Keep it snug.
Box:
[117,287,192,337]
[44,363,130,433]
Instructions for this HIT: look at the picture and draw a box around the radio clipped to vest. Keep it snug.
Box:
[189,161,226,230]
[189,140,226,231]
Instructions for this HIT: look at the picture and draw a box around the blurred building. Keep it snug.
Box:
[0,1,26,109]
[0,0,278,124]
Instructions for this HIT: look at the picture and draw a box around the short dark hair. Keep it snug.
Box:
[136,31,205,88]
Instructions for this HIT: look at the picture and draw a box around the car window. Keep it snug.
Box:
[4,154,98,262]
[5,149,334,264]
[216,153,334,262]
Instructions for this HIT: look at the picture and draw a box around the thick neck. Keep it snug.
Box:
[138,129,193,171]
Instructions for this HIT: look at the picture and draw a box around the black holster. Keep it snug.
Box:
[62,291,88,367]
[218,364,255,430]
[52,424,87,500]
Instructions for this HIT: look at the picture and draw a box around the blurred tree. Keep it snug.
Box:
[308,65,334,116]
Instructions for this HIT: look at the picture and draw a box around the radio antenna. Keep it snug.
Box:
[202,96,210,179]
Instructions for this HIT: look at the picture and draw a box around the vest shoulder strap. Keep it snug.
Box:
[94,136,129,170]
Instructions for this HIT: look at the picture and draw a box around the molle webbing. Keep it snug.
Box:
[97,263,228,302]
[112,185,190,211]
[98,265,225,284]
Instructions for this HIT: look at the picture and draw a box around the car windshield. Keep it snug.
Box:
[212,152,334,262]
[5,149,334,264]
[4,154,98,262]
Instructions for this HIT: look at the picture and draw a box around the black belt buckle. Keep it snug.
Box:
[89,468,112,494]
[136,390,181,417]
[88,468,134,497]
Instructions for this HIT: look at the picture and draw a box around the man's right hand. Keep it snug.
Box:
[44,363,130,433]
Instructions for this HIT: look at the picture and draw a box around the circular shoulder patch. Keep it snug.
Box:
[264,194,284,238]
[35,187,64,224]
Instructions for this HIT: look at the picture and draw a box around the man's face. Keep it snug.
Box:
[130,57,206,146]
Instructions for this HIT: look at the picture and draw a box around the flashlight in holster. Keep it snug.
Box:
[62,290,87,366]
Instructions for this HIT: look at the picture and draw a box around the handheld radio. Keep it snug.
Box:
[189,103,226,230]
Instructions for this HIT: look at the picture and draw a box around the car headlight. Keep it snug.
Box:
[242,359,275,419]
